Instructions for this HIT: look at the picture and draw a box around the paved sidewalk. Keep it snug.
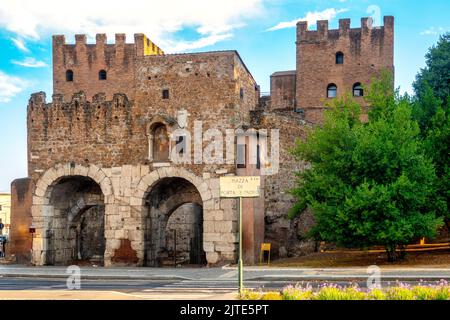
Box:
[0,290,237,300]
[1,265,449,281]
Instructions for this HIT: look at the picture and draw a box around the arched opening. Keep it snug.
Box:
[99,70,107,81]
[152,123,170,162]
[353,82,364,97]
[336,52,344,64]
[144,177,206,267]
[66,70,74,82]
[327,83,337,98]
[44,176,105,266]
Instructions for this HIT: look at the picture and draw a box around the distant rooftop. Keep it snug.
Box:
[271,70,296,77]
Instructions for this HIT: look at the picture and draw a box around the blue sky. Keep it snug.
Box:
[0,0,449,191]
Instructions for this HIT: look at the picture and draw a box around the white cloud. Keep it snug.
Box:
[267,8,348,31]
[0,71,25,103]
[11,37,30,53]
[420,27,445,36]
[0,0,264,53]
[11,57,47,68]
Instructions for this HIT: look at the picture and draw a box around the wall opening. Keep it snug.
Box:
[144,177,206,267]
[44,176,105,266]
[66,70,74,82]
[99,70,107,81]
[353,82,364,97]
[327,83,337,98]
[151,123,170,162]
[336,52,344,64]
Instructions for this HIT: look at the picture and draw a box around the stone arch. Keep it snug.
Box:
[30,163,113,266]
[135,167,211,205]
[134,167,213,266]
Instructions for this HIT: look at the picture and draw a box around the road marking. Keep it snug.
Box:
[219,271,237,278]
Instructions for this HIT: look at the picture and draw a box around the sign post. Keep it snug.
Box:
[220,176,261,294]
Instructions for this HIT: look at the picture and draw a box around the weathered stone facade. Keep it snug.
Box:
[10,16,394,266]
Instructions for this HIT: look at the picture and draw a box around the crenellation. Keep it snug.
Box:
[96,33,107,46]
[298,16,393,43]
[339,18,351,34]
[361,17,372,33]
[317,20,328,37]
[75,34,87,45]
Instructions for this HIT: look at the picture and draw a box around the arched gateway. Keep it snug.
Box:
[30,164,236,266]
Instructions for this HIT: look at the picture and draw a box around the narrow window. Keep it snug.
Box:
[162,89,169,99]
[327,84,337,98]
[240,87,244,100]
[99,70,107,80]
[66,70,74,82]
[237,143,246,168]
[336,52,344,64]
[256,144,261,169]
[353,82,364,97]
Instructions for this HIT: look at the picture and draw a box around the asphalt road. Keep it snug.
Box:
[0,277,439,291]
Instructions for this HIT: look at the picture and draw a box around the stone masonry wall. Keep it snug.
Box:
[251,109,315,259]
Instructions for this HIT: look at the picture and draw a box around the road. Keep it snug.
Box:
[1,265,449,299]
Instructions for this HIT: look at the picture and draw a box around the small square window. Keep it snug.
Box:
[162,89,169,99]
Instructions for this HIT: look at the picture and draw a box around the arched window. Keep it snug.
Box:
[152,124,169,161]
[99,70,107,81]
[336,52,344,64]
[66,70,74,82]
[353,82,364,97]
[327,84,337,98]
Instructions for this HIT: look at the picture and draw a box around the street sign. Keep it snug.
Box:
[219,176,261,198]
[219,175,261,295]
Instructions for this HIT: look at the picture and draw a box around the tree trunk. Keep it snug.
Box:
[386,245,398,262]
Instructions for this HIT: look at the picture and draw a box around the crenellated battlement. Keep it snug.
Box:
[27,91,134,140]
[52,33,164,102]
[53,33,164,55]
[297,16,394,43]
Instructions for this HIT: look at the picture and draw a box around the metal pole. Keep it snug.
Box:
[173,229,177,268]
[238,197,243,294]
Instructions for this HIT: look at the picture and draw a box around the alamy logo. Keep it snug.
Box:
[367,265,381,289]
[66,265,81,290]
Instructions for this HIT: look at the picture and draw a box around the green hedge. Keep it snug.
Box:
[239,283,450,300]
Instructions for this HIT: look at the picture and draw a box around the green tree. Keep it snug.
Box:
[412,34,450,228]
[290,74,443,261]
[413,33,450,106]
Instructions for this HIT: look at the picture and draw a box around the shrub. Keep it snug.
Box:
[282,285,314,300]
[239,289,263,300]
[367,288,386,300]
[260,292,283,300]
[433,286,450,300]
[412,286,437,300]
[341,287,367,300]
[385,287,415,300]
[314,287,345,300]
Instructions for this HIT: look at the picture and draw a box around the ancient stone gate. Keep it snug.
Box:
[30,163,238,266]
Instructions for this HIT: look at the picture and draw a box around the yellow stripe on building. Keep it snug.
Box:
[143,35,164,55]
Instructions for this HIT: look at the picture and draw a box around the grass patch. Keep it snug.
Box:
[239,281,450,300]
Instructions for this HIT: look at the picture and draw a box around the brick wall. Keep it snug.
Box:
[296,16,394,123]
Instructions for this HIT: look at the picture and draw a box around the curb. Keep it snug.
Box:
[246,275,450,282]
[0,274,192,281]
